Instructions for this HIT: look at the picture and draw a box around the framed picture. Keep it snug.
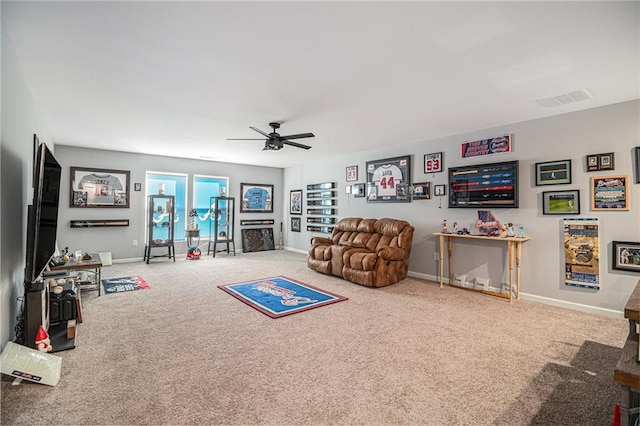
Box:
[352,183,365,198]
[134,183,142,192]
[542,190,580,215]
[591,175,629,210]
[346,165,358,182]
[598,153,615,170]
[434,184,446,196]
[448,160,519,208]
[587,152,615,172]
[635,147,640,184]
[612,241,640,272]
[535,159,571,186]
[240,183,273,213]
[461,135,511,158]
[424,152,443,173]
[290,189,302,215]
[70,167,130,208]
[365,155,412,203]
[290,217,301,232]
[412,182,431,200]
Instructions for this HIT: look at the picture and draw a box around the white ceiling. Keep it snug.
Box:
[3,1,639,168]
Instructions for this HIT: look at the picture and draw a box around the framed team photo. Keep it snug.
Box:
[240,183,274,213]
[365,155,412,203]
[69,166,130,208]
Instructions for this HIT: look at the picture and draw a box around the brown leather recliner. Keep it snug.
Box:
[308,217,414,287]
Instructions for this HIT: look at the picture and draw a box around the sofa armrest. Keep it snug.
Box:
[377,246,408,261]
[311,237,332,245]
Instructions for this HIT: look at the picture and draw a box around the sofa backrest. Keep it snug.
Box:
[331,217,413,252]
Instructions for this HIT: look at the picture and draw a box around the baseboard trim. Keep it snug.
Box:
[112,257,144,264]
[407,270,623,318]
[285,247,308,255]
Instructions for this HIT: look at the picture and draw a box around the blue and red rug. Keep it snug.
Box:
[218,276,347,318]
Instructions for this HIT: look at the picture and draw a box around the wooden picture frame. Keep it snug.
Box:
[412,182,431,200]
[535,159,571,186]
[612,241,640,272]
[591,175,629,211]
[290,189,302,215]
[365,155,412,203]
[424,152,443,173]
[586,152,615,172]
[542,190,580,215]
[70,166,130,208]
[240,183,273,213]
[346,165,358,182]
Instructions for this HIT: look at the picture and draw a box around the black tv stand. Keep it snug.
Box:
[48,322,76,352]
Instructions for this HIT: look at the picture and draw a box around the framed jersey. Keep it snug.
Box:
[365,155,412,203]
[70,166,130,208]
[240,183,273,213]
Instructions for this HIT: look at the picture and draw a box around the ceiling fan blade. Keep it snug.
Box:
[279,132,314,140]
[226,138,266,140]
[283,140,312,150]
[250,126,270,137]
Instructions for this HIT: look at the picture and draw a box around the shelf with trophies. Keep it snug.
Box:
[144,194,176,263]
[208,196,235,257]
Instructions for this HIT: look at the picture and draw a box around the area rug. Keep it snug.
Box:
[102,276,150,294]
[218,276,347,318]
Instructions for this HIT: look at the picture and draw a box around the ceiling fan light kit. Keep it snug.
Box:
[228,122,314,151]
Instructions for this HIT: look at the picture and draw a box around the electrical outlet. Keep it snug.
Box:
[132,239,138,247]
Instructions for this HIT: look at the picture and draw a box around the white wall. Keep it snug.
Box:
[284,100,640,315]
[1,27,54,347]
[55,146,284,260]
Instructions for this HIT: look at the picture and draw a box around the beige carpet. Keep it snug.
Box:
[1,250,627,425]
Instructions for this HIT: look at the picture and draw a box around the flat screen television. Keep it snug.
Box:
[448,160,519,208]
[24,142,62,285]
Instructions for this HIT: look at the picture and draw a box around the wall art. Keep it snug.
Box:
[290,189,302,215]
[612,241,640,273]
[461,135,511,158]
[542,190,580,215]
[448,160,519,208]
[365,155,411,203]
[346,165,358,182]
[564,217,599,290]
[591,175,629,210]
[240,183,273,213]
[424,152,443,173]
[70,166,130,208]
[535,159,571,186]
[412,182,431,200]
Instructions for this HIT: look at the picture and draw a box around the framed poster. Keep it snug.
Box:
[290,217,301,232]
[424,152,443,173]
[346,165,358,182]
[352,183,365,198]
[591,175,629,210]
[535,159,571,186]
[564,217,600,290]
[240,183,273,213]
[612,241,640,272]
[70,167,130,208]
[461,135,511,158]
[434,184,446,196]
[448,160,519,208]
[412,182,431,200]
[365,155,411,203]
[290,189,302,215]
[542,190,580,215]
[635,147,640,184]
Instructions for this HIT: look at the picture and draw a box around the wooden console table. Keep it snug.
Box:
[615,281,640,425]
[433,232,531,302]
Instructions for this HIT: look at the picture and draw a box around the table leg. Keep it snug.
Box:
[516,242,522,300]
[508,241,514,303]
[438,235,445,288]
[447,237,453,285]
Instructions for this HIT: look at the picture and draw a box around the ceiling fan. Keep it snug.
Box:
[227,122,314,151]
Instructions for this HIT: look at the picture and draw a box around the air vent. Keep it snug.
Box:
[536,89,593,108]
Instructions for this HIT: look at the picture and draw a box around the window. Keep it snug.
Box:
[146,172,187,241]
[193,175,229,238]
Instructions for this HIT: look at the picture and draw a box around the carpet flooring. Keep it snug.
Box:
[0,250,628,425]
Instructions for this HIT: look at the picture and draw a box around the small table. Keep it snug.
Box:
[50,254,103,296]
[433,232,531,302]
